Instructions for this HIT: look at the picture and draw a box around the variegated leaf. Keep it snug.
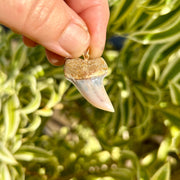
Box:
[3,94,20,140]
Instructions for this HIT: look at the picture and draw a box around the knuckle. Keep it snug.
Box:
[22,0,56,34]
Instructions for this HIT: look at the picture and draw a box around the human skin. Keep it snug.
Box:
[0,0,109,65]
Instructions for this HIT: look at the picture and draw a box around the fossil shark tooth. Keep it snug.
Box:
[64,57,114,112]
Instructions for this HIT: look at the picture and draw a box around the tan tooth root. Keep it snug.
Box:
[64,57,108,80]
[64,57,114,112]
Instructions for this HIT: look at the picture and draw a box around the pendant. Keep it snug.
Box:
[64,56,114,112]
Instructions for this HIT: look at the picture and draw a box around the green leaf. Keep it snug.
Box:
[3,94,20,140]
[0,143,18,165]
[15,145,53,162]
[65,86,82,101]
[120,150,140,179]
[151,163,170,180]
[161,110,180,128]
[112,92,121,135]
[28,45,45,66]
[109,168,133,180]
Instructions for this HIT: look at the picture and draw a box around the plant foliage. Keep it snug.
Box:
[0,0,180,179]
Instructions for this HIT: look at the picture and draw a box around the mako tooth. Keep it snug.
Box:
[64,57,114,112]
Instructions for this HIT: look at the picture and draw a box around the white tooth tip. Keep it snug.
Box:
[69,78,114,113]
[97,101,114,112]
[102,102,115,112]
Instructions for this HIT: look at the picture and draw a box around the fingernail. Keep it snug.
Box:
[46,50,65,66]
[59,22,90,57]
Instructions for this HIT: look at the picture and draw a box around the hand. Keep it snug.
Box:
[0,0,109,65]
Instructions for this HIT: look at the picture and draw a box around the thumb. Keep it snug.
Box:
[0,0,90,58]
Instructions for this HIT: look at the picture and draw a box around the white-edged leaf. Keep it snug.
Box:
[11,135,22,153]
[20,115,41,133]
[46,80,69,108]
[10,43,27,77]
[0,71,7,85]
[109,0,126,24]
[138,44,164,79]
[161,109,180,128]
[0,98,1,113]
[58,80,70,100]
[9,166,25,180]
[151,163,170,180]
[46,88,60,109]
[112,0,136,29]
[35,108,53,117]
[143,6,180,31]
[12,43,27,70]
[30,65,45,78]
[129,17,180,44]
[20,91,41,114]
[159,56,180,86]
[169,83,180,105]
[0,164,11,180]
[16,73,37,94]
[0,143,18,165]
[157,139,171,161]
[3,94,20,140]
[15,145,52,162]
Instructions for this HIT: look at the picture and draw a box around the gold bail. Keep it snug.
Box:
[83,49,90,60]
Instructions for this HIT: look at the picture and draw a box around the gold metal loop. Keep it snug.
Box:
[83,48,90,60]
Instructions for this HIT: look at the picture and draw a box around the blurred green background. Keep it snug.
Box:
[0,0,180,179]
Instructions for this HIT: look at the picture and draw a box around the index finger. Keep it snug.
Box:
[65,0,110,58]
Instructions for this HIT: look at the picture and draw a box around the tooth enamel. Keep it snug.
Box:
[64,57,114,112]
[68,76,114,112]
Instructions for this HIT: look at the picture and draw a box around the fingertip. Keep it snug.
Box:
[65,0,109,58]
[45,49,65,66]
[58,20,90,58]
[89,45,104,58]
